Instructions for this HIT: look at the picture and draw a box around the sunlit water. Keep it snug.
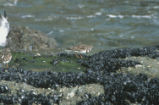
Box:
[1,0,159,53]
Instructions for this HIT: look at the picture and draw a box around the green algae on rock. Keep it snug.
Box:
[10,52,85,72]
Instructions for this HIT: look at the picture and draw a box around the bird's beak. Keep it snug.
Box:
[3,10,7,18]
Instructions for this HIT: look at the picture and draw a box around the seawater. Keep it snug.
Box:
[1,0,159,53]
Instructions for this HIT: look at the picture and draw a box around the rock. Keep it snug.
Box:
[0,45,159,104]
[7,26,57,53]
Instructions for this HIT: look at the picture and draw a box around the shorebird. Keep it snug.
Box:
[65,44,93,58]
[0,10,10,47]
[1,48,12,68]
[0,10,11,68]
[67,44,93,54]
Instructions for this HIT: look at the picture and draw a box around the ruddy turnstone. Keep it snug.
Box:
[65,44,93,58]
[1,48,12,68]
[0,10,10,47]
[66,44,93,54]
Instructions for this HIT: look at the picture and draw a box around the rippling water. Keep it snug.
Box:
[1,0,159,53]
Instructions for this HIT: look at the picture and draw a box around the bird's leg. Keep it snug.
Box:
[6,63,8,68]
[75,54,83,59]
[79,54,83,59]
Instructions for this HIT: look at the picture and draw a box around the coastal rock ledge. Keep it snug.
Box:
[0,45,159,104]
[7,26,57,53]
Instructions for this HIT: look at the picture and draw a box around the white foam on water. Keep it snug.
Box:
[95,12,102,16]
[21,15,35,19]
[47,31,54,35]
[35,16,53,22]
[107,14,152,19]
[66,16,83,20]
[59,29,64,33]
[78,4,85,8]
[107,14,124,19]
[153,6,159,9]
[3,0,18,6]
[86,15,96,18]
[131,15,152,19]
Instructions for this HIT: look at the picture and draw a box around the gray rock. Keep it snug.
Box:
[7,26,57,53]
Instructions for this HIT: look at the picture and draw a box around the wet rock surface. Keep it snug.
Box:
[80,46,159,73]
[0,45,159,104]
[7,26,57,53]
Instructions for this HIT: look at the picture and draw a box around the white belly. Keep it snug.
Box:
[0,26,9,47]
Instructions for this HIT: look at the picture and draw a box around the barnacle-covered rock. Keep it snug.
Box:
[7,26,57,53]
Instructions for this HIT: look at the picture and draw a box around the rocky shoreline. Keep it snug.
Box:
[0,26,159,104]
[0,45,159,104]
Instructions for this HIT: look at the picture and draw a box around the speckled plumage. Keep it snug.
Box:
[1,48,12,67]
[66,44,93,54]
